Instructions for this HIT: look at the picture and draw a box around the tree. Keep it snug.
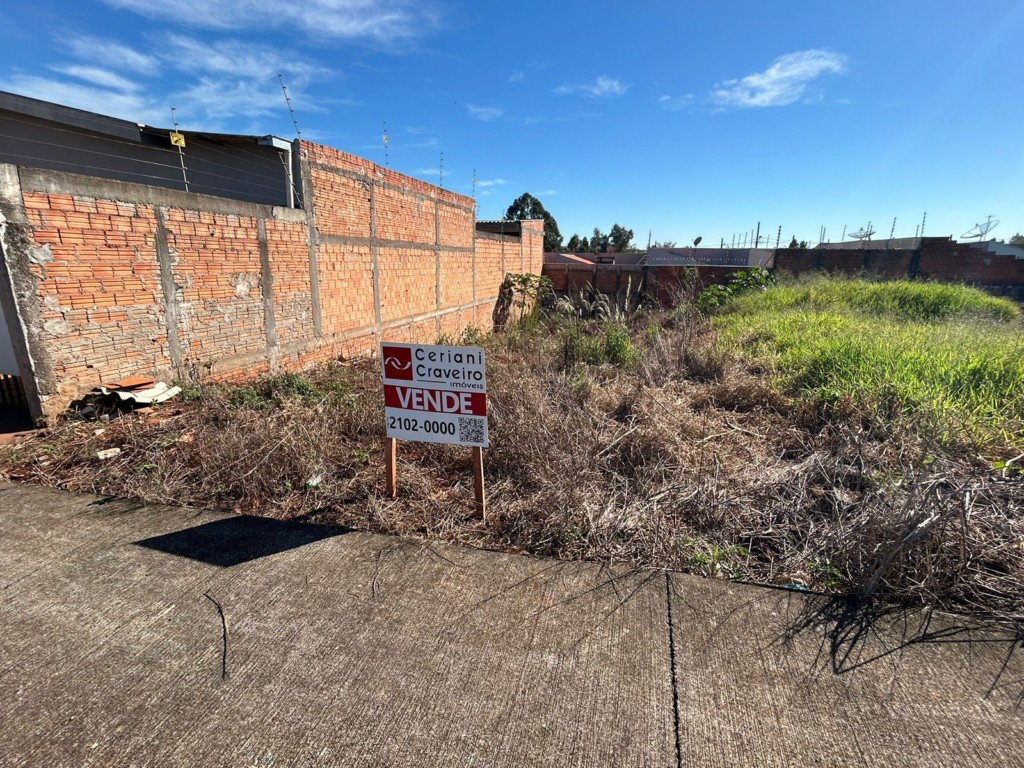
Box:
[504,193,562,252]
[590,228,610,253]
[609,223,634,252]
[788,236,799,249]
[566,234,584,252]
[651,240,677,248]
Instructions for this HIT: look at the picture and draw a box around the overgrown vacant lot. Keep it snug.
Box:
[4,275,1022,626]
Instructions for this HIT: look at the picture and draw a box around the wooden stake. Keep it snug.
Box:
[472,446,486,519]
[385,438,397,498]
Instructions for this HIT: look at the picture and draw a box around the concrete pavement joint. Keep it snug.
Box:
[665,572,683,768]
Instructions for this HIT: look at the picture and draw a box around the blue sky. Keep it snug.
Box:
[2,1,1022,248]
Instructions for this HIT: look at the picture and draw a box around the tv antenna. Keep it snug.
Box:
[848,222,875,242]
[278,74,302,141]
[382,121,389,168]
[961,215,999,241]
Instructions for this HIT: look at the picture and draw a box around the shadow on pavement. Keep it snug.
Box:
[780,593,1024,706]
[135,515,350,567]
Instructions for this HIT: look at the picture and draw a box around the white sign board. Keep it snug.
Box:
[380,343,488,447]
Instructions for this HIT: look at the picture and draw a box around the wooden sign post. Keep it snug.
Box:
[386,437,397,499]
[380,343,489,519]
[471,446,486,516]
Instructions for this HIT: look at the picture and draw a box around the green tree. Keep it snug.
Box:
[788,236,799,249]
[590,228,610,253]
[505,193,563,252]
[609,223,635,252]
[566,234,584,251]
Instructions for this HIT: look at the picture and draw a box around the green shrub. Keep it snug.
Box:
[603,323,638,368]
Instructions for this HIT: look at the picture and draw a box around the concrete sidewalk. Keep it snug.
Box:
[1,482,1021,767]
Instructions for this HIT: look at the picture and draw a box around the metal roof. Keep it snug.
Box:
[1,90,288,149]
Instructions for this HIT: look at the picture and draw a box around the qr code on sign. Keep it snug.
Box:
[458,417,485,444]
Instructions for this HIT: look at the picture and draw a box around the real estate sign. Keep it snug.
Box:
[380,343,488,447]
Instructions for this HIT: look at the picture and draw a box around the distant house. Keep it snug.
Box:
[543,252,646,266]
[644,247,774,268]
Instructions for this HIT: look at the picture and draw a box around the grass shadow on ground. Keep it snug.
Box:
[778,592,1024,707]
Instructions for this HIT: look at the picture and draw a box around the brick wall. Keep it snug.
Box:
[774,239,1024,288]
[0,145,543,419]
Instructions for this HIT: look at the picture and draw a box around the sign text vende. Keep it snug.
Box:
[383,385,486,416]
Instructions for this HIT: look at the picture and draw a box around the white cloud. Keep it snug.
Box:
[509,71,524,83]
[476,178,506,188]
[556,75,628,98]
[50,65,142,93]
[177,77,298,122]
[66,35,159,75]
[658,93,694,110]
[3,30,332,130]
[162,35,329,79]
[466,104,503,121]
[712,49,847,108]
[0,74,162,123]
[102,0,439,42]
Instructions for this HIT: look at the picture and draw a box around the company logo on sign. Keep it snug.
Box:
[382,345,414,380]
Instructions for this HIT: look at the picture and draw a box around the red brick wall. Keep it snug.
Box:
[773,240,1024,288]
[916,241,1024,286]
[4,142,543,416]
[20,192,169,405]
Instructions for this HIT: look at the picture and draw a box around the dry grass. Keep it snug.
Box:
[3,308,1022,627]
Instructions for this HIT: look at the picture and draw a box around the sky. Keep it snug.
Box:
[1,1,1022,248]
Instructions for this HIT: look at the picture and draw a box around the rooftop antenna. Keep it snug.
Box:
[278,74,302,141]
[848,222,876,242]
[888,217,897,246]
[961,214,999,241]
[693,236,702,247]
[170,107,189,193]
[776,225,781,249]
[439,152,444,188]
[647,230,652,250]
[382,121,389,168]
[471,168,477,199]
[920,211,927,239]
[841,224,847,241]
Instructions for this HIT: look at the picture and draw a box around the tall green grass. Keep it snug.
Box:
[713,278,1024,451]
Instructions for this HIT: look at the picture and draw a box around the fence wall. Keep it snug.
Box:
[0,144,542,419]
